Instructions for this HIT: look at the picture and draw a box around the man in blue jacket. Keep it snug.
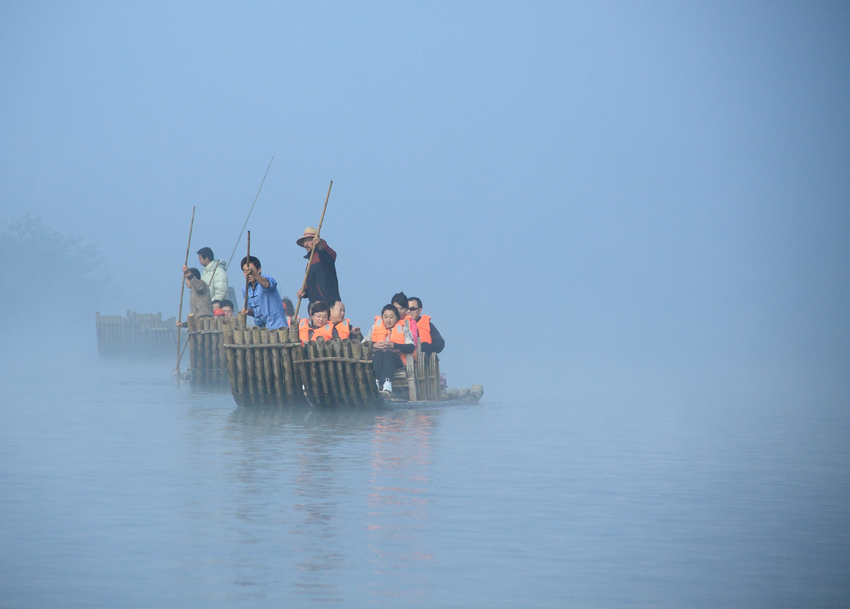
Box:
[239,256,289,329]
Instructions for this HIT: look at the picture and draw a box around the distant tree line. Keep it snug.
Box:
[0,213,109,317]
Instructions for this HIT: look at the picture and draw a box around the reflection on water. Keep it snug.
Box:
[210,406,441,604]
[2,357,849,608]
[367,412,436,565]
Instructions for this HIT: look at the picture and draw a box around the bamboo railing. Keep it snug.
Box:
[185,316,483,406]
[184,314,230,388]
[95,311,178,357]
[220,321,381,407]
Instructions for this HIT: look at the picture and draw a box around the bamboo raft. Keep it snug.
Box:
[186,314,483,407]
[95,311,179,357]
[184,315,230,388]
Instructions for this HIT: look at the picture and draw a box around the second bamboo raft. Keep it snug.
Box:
[220,319,382,407]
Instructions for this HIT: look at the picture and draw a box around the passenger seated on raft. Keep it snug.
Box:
[298,301,337,345]
[391,291,419,346]
[219,300,235,318]
[408,296,445,354]
[282,297,295,326]
[371,304,415,393]
[328,298,363,341]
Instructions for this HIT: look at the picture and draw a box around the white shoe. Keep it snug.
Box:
[382,379,393,392]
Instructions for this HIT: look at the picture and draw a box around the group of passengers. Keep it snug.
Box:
[300,291,444,393]
[178,227,444,393]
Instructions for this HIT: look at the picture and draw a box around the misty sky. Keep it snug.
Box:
[1,2,847,397]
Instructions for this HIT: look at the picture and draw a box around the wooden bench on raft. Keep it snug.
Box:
[390,342,442,402]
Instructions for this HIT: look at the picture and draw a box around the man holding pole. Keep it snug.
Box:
[239,256,289,329]
[175,266,214,327]
[295,227,340,305]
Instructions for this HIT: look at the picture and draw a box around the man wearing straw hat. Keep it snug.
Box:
[295,227,340,305]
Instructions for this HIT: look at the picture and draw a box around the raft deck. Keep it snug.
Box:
[185,315,483,407]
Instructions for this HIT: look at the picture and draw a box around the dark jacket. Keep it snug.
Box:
[421,320,445,354]
[304,241,340,304]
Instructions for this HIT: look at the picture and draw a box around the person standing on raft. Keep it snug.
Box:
[196,247,229,303]
[176,266,214,327]
[295,227,340,305]
[240,255,289,329]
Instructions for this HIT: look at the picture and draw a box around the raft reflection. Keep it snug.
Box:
[222,406,440,603]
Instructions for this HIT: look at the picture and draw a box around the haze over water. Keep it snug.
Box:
[2,2,849,607]
[1,349,847,607]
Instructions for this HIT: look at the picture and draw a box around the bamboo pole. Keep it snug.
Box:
[351,340,371,402]
[306,342,324,406]
[187,314,196,384]
[233,325,246,399]
[290,339,307,404]
[332,339,351,406]
[341,340,360,406]
[407,352,418,401]
[269,329,283,401]
[176,206,196,385]
[226,156,274,272]
[216,318,225,385]
[244,327,256,399]
[209,318,217,384]
[292,180,333,321]
[250,327,264,399]
[239,231,251,327]
[278,329,295,400]
[203,318,210,385]
[209,318,216,384]
[468,385,484,403]
[260,327,273,400]
[319,338,341,406]
[435,354,443,399]
[223,321,238,401]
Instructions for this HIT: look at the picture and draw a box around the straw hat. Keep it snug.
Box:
[296,227,318,247]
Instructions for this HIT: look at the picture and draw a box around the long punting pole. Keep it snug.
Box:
[226,156,274,273]
[292,180,333,321]
[176,206,196,386]
[239,231,251,327]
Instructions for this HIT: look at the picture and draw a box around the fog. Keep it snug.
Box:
[2,3,850,606]
[1,3,848,398]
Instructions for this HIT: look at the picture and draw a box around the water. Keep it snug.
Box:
[1,354,848,608]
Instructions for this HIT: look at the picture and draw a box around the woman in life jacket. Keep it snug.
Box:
[371,304,415,393]
[298,300,337,345]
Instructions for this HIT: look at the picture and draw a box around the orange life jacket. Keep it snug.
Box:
[371,316,408,363]
[299,318,335,345]
[334,319,351,340]
[415,315,432,344]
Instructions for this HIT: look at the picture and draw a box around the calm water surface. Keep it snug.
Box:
[1,354,848,608]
